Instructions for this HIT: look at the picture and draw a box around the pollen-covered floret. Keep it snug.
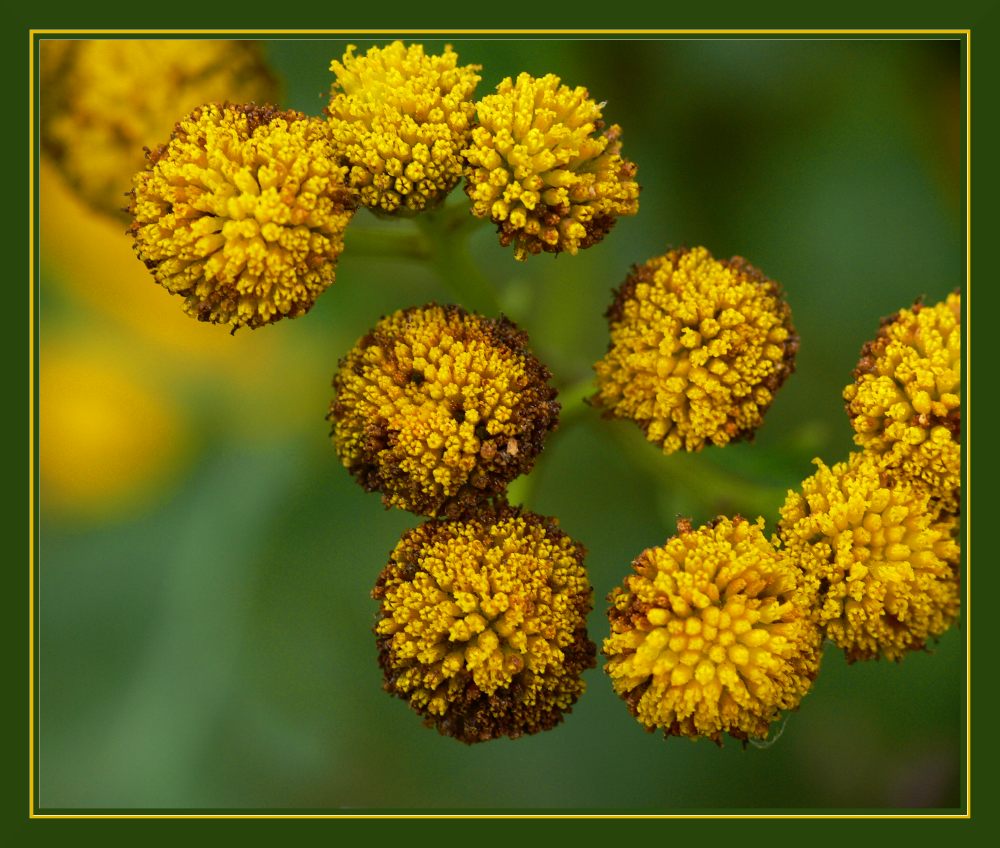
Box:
[41,40,278,218]
[777,452,960,662]
[128,103,357,329]
[604,516,821,743]
[373,507,596,743]
[327,42,480,214]
[329,305,559,517]
[593,247,797,453]
[844,293,961,515]
[463,72,639,260]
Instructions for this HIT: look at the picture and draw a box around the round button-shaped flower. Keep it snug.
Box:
[593,247,797,453]
[327,41,481,214]
[604,516,821,743]
[463,72,640,260]
[373,507,596,743]
[128,103,357,330]
[328,304,559,517]
[41,40,278,218]
[843,293,961,516]
[778,452,960,662]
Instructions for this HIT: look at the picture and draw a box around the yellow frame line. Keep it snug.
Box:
[27,27,972,821]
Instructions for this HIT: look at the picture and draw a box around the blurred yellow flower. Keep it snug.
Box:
[373,506,595,743]
[40,39,278,218]
[843,293,961,516]
[593,247,797,453]
[463,72,639,260]
[777,452,960,662]
[604,516,821,743]
[40,337,192,519]
[129,103,356,330]
[328,41,481,214]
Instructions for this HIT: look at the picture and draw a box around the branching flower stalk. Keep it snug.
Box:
[413,208,503,316]
[110,38,963,748]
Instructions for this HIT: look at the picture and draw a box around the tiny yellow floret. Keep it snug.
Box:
[328,304,559,517]
[373,507,596,743]
[128,103,357,329]
[327,42,481,214]
[778,452,960,662]
[463,72,640,260]
[593,247,798,453]
[603,516,821,743]
[843,293,961,515]
[41,40,278,218]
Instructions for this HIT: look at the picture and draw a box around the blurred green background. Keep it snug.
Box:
[37,36,963,811]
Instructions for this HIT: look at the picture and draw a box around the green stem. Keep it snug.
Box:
[415,210,502,316]
[342,226,429,260]
[509,378,593,510]
[437,197,485,237]
[556,377,595,431]
[610,425,787,519]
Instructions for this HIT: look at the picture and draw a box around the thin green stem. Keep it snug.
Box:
[437,197,485,237]
[342,226,429,260]
[610,425,788,519]
[509,379,594,511]
[556,377,595,431]
[414,209,502,316]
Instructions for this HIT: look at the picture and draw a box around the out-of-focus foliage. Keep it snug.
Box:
[38,37,963,811]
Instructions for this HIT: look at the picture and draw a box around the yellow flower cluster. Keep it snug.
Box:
[329,305,559,517]
[843,293,961,515]
[121,43,647,336]
[604,516,821,743]
[129,103,356,330]
[41,40,277,217]
[105,41,963,748]
[328,42,481,214]
[373,507,596,743]
[593,247,797,453]
[463,72,640,260]
[778,452,960,662]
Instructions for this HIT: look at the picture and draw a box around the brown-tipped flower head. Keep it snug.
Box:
[593,247,797,453]
[843,293,961,515]
[327,42,481,214]
[41,40,278,218]
[328,305,559,517]
[778,452,960,662]
[128,103,357,330]
[604,516,821,743]
[373,507,596,743]
[463,72,640,260]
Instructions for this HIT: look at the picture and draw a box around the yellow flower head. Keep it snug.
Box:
[327,42,481,214]
[843,293,961,515]
[128,103,357,330]
[777,452,960,662]
[463,72,640,260]
[41,40,278,218]
[604,516,821,743]
[373,507,596,743]
[593,247,797,453]
[329,304,559,517]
